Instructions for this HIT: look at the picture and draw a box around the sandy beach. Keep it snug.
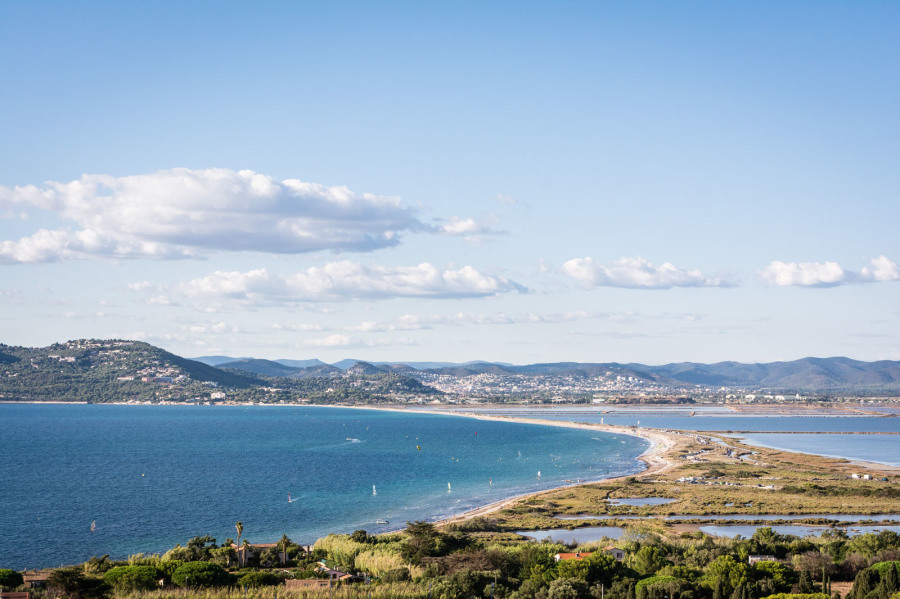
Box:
[414,410,685,528]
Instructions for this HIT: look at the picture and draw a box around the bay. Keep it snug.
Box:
[0,404,648,570]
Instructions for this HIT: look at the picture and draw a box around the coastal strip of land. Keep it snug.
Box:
[396,407,900,532]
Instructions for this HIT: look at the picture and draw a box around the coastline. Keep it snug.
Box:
[398,409,684,529]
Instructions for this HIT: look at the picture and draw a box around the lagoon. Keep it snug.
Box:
[458,407,900,466]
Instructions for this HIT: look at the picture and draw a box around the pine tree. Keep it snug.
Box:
[799,571,814,594]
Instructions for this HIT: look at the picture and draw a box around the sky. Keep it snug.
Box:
[1,1,899,365]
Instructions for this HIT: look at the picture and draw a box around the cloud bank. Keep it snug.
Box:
[561,256,729,289]
[137,261,526,308]
[759,255,900,287]
[0,168,425,263]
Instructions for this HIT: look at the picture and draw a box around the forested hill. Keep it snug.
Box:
[0,339,440,403]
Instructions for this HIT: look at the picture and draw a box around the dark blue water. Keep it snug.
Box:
[0,404,648,570]
[460,408,900,466]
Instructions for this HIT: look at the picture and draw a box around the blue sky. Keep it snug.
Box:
[1,1,898,364]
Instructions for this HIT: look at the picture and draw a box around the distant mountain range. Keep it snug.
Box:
[1,340,898,404]
[193,354,900,393]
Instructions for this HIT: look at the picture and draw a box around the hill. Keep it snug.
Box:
[0,340,441,404]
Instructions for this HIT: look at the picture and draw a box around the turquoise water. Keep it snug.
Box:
[0,404,648,569]
[460,408,900,466]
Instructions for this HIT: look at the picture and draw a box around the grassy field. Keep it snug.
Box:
[477,428,900,536]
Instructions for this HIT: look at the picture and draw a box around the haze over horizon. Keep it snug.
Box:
[1,2,898,365]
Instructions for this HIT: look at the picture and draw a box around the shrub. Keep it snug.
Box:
[237,571,283,587]
[103,566,162,591]
[170,561,232,588]
[0,569,24,589]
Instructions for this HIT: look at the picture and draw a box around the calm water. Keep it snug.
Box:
[730,433,900,466]
[0,404,648,569]
[516,527,625,543]
[459,408,900,466]
[700,525,900,538]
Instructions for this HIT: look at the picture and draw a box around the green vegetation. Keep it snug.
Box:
[8,523,900,599]
[0,339,440,403]
[0,568,24,589]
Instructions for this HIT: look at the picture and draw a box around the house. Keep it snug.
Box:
[555,552,593,561]
[748,555,777,564]
[605,546,625,562]
[555,547,624,563]
[316,562,362,582]
[285,579,330,590]
[22,572,50,588]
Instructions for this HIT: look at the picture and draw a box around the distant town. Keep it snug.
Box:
[2,338,900,405]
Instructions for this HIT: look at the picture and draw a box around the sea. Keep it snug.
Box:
[0,404,648,570]
[457,406,900,467]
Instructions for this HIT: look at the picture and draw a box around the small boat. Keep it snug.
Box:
[372,485,377,496]
[375,519,389,525]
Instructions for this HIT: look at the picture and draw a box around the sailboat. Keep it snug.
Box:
[90,520,96,532]
[372,485,377,496]
[288,493,293,503]
[537,470,541,478]
[447,482,451,492]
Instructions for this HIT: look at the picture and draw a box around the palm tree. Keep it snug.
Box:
[279,534,291,566]
[242,539,252,568]
[235,521,244,567]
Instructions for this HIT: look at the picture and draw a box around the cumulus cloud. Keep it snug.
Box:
[759,255,900,287]
[561,256,730,289]
[134,261,526,308]
[0,168,427,263]
[437,215,503,244]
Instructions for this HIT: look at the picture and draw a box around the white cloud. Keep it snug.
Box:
[759,255,900,287]
[437,215,502,244]
[342,308,703,334]
[861,255,900,282]
[135,261,525,309]
[561,256,730,289]
[0,168,426,263]
[272,322,326,332]
[495,194,518,205]
[299,334,415,349]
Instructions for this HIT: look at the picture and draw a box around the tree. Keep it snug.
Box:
[102,566,162,592]
[549,578,590,599]
[171,561,231,588]
[235,521,244,567]
[401,521,441,565]
[630,546,669,578]
[47,568,109,599]
[798,571,815,594]
[0,569,24,590]
[280,533,292,566]
[705,555,749,598]
[237,571,282,587]
[849,568,878,599]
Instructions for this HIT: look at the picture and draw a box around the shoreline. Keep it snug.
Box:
[419,412,681,528]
